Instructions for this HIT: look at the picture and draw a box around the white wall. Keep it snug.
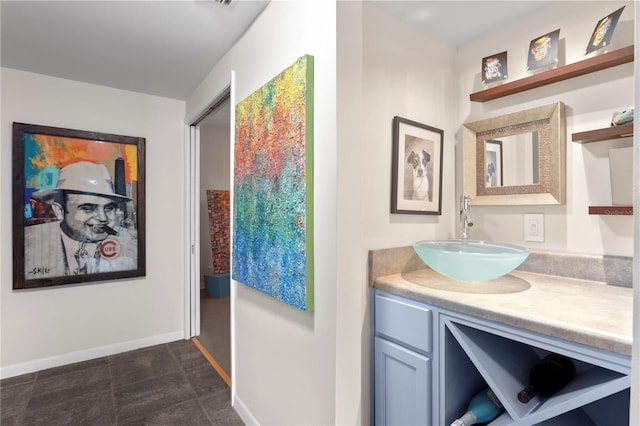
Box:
[0,68,186,377]
[199,123,230,281]
[336,2,458,424]
[186,1,337,424]
[631,3,639,424]
[455,1,635,257]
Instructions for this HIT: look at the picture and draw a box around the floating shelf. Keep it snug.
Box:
[572,123,633,143]
[470,45,634,102]
[588,206,633,215]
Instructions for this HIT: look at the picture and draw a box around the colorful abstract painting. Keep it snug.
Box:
[232,55,314,311]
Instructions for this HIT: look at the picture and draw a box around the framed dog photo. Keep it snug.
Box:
[12,122,146,289]
[485,140,503,188]
[527,29,560,72]
[585,6,624,55]
[391,116,443,215]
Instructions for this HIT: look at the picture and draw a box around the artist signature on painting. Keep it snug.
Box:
[28,267,51,276]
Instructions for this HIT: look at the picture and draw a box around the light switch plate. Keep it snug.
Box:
[524,214,544,242]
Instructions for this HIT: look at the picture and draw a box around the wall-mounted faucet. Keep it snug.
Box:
[460,195,474,240]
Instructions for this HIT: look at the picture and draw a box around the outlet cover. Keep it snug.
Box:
[524,214,544,242]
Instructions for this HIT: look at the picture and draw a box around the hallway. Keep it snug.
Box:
[0,339,241,425]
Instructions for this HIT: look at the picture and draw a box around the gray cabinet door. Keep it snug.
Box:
[374,336,431,426]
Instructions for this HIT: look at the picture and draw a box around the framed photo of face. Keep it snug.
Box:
[482,51,508,84]
[391,116,444,215]
[585,6,625,54]
[527,29,560,71]
[12,122,146,289]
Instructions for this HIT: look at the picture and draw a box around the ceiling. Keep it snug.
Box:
[372,1,553,46]
[1,0,270,100]
[1,1,553,102]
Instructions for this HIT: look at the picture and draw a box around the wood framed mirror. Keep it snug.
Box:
[463,102,565,205]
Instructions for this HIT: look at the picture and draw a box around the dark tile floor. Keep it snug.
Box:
[0,340,243,426]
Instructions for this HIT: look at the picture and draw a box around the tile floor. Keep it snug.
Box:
[0,339,243,426]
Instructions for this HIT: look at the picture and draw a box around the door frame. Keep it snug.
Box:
[184,72,235,388]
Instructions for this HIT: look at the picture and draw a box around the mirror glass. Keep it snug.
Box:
[484,132,540,188]
[463,102,565,205]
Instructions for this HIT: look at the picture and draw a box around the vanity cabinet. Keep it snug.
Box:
[372,289,631,426]
[374,292,434,425]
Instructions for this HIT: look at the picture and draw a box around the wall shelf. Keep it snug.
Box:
[572,123,633,144]
[470,45,634,102]
[588,206,633,216]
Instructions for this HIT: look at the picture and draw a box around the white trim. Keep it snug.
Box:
[229,70,236,398]
[184,72,234,388]
[193,125,201,336]
[233,393,259,426]
[0,331,184,379]
[184,125,193,339]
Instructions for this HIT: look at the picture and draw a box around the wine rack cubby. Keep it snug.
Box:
[441,315,631,426]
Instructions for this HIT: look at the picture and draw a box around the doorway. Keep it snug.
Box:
[188,86,233,386]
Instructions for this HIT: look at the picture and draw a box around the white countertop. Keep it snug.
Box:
[374,269,633,356]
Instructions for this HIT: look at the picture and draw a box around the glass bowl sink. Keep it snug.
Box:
[413,240,529,282]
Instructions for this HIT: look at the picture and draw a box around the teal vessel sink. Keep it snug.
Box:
[413,240,529,282]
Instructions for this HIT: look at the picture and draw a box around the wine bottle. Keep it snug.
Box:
[451,387,504,426]
[517,353,575,403]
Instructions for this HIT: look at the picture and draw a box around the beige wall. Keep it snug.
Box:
[0,68,187,376]
[455,1,635,257]
[336,2,459,423]
[1,2,636,425]
[187,1,338,424]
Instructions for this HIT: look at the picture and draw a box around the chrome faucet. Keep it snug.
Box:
[460,195,474,240]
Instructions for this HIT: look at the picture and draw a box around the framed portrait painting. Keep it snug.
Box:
[391,116,443,215]
[12,122,146,289]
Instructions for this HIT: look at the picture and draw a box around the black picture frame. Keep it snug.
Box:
[391,116,443,215]
[485,140,503,188]
[527,29,560,71]
[482,51,508,83]
[12,122,146,289]
[585,6,625,54]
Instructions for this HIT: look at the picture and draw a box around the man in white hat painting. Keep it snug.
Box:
[25,161,137,279]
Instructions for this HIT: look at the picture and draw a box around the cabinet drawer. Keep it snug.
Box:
[375,293,432,353]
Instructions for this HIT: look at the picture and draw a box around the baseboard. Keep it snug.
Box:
[0,330,185,379]
[233,393,259,425]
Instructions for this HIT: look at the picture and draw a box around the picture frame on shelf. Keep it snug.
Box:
[482,51,508,85]
[527,29,560,72]
[12,122,146,289]
[585,6,625,55]
[391,116,443,215]
[485,140,503,188]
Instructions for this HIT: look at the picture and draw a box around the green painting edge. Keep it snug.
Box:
[305,54,315,312]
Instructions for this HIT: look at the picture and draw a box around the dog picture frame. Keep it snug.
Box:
[391,116,444,215]
[485,140,503,187]
[12,122,146,289]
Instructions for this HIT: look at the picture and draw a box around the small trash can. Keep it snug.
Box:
[204,273,230,297]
